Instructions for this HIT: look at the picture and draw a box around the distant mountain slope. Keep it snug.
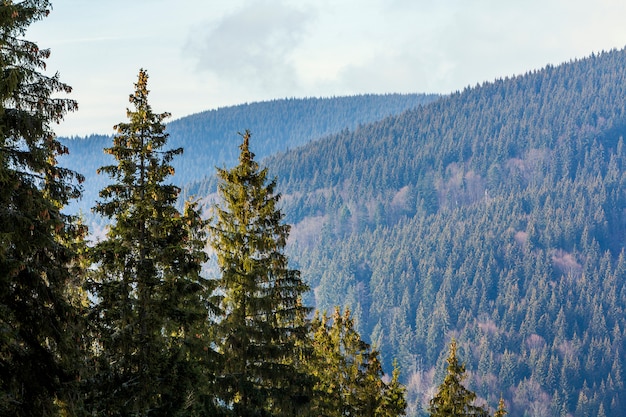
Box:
[239,49,626,416]
[59,94,438,215]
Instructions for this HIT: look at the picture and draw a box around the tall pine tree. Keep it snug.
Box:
[0,1,85,415]
[88,69,219,416]
[210,130,312,417]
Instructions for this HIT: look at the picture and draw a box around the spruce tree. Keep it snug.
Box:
[0,1,85,415]
[210,130,312,416]
[429,339,490,417]
[88,69,219,416]
[308,308,407,417]
[382,361,409,417]
[493,396,507,417]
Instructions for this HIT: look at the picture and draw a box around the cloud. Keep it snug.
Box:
[435,1,626,85]
[305,0,626,96]
[293,0,456,95]
[186,1,314,93]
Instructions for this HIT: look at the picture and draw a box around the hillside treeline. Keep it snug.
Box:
[60,94,437,216]
[254,48,626,416]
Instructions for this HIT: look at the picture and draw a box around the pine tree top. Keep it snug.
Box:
[429,339,490,417]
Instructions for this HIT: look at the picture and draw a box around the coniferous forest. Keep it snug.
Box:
[264,49,626,416]
[1,3,410,416]
[5,1,626,417]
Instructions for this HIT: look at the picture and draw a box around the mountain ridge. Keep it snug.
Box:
[59,93,438,216]
[249,47,626,416]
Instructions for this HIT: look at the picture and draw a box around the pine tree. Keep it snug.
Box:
[381,360,409,417]
[429,340,490,417]
[493,396,507,417]
[88,69,219,416]
[210,130,312,416]
[308,308,407,417]
[0,1,85,415]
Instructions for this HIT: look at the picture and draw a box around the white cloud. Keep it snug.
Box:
[186,1,315,94]
[24,0,626,136]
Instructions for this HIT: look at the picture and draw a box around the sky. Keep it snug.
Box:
[27,0,626,137]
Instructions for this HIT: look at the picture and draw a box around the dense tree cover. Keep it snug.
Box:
[59,94,438,216]
[169,94,438,186]
[79,74,405,415]
[86,69,220,415]
[249,48,626,416]
[0,53,406,414]
[19,3,626,417]
[0,1,85,415]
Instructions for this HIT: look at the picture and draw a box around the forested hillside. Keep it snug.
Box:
[230,48,626,416]
[21,1,626,416]
[60,94,437,215]
[55,40,626,416]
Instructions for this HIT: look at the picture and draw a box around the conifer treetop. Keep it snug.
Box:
[428,339,490,417]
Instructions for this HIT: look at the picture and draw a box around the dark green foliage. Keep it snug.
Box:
[0,1,84,415]
[308,308,407,417]
[210,130,312,416]
[21,18,626,416]
[87,69,218,415]
[428,340,490,417]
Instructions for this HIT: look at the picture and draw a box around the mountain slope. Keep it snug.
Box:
[251,49,626,416]
[59,94,437,215]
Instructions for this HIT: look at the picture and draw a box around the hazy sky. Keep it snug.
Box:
[28,0,626,137]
